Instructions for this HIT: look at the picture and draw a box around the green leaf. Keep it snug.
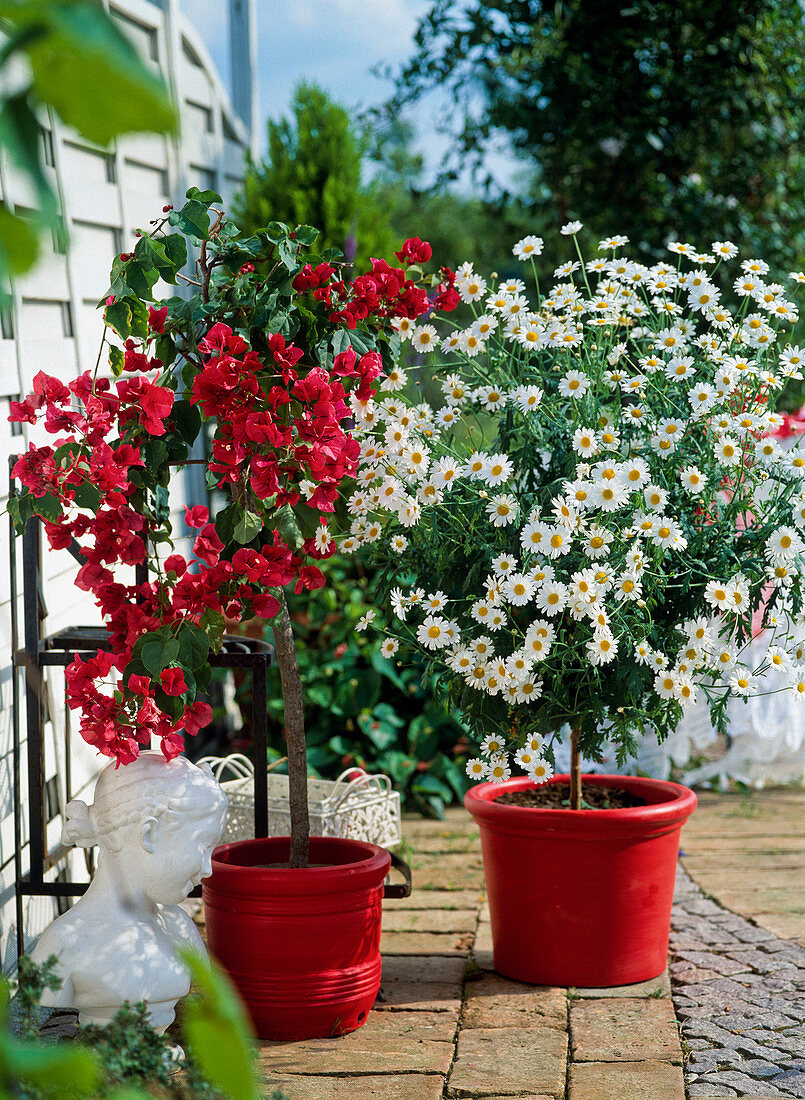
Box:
[0,202,40,276]
[72,480,101,511]
[168,199,210,240]
[135,234,183,286]
[162,232,188,275]
[357,712,397,751]
[199,607,226,653]
[23,2,176,146]
[292,224,319,246]
[29,492,62,523]
[122,257,159,300]
[412,773,452,801]
[373,702,405,729]
[331,328,350,357]
[233,509,263,544]
[185,186,223,206]
[5,1040,101,1092]
[263,220,290,243]
[170,399,201,446]
[103,298,132,338]
[141,638,179,677]
[214,502,240,546]
[0,92,58,219]
[278,238,299,271]
[179,950,260,1100]
[347,329,375,356]
[177,622,210,670]
[108,344,125,377]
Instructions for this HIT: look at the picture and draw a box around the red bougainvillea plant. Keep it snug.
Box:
[9,188,456,864]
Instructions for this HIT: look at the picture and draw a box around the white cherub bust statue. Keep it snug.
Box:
[31,751,228,1032]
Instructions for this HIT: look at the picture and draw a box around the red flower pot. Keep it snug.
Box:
[464,774,697,987]
[202,835,405,1040]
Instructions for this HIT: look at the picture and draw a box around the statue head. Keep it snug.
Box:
[63,752,228,905]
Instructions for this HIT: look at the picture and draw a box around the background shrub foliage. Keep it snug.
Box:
[248,556,471,818]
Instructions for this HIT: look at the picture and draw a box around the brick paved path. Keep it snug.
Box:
[257,809,685,1100]
[251,791,805,1100]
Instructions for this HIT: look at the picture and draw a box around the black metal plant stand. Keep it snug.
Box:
[8,468,274,958]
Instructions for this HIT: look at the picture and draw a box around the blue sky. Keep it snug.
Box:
[179,0,516,190]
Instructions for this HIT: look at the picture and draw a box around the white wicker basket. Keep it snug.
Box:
[199,754,402,848]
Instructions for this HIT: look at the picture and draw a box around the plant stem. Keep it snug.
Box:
[569,726,582,810]
[272,589,310,868]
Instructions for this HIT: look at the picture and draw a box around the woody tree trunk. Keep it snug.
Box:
[272,589,310,867]
[569,726,582,811]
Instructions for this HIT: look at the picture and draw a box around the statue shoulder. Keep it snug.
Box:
[160,904,205,953]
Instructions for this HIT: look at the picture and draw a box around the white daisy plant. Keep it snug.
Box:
[342,230,805,792]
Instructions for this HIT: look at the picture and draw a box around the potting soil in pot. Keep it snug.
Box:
[495,783,646,809]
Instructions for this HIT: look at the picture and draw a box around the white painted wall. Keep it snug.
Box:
[0,0,252,970]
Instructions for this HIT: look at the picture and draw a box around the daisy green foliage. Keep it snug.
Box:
[342,228,805,785]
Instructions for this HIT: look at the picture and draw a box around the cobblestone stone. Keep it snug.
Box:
[671,866,805,1099]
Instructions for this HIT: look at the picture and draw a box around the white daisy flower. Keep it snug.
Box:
[486,494,518,526]
[512,384,544,412]
[558,370,591,399]
[715,436,741,467]
[729,669,756,696]
[535,581,568,615]
[766,646,790,673]
[411,324,438,352]
[480,733,506,756]
[466,758,487,781]
[475,385,506,410]
[614,573,642,601]
[512,235,544,260]
[767,527,803,561]
[680,466,706,494]
[483,453,514,487]
[381,638,400,658]
[487,757,512,783]
[528,757,553,783]
[356,611,376,631]
[587,635,618,665]
[457,273,488,303]
[416,615,452,650]
[654,670,678,699]
[572,427,599,457]
[561,221,583,235]
[431,456,462,490]
[502,572,535,606]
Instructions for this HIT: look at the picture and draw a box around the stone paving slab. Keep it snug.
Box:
[382,909,479,933]
[375,983,463,1013]
[571,970,672,998]
[381,930,475,956]
[570,997,683,1063]
[383,890,483,911]
[411,855,486,892]
[257,1035,455,1077]
[461,974,566,1029]
[407,834,482,853]
[446,1026,567,1098]
[683,854,805,870]
[381,955,468,984]
[265,1074,447,1099]
[567,1059,685,1099]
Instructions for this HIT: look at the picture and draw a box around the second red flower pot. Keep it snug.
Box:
[465,773,697,987]
[202,835,409,1040]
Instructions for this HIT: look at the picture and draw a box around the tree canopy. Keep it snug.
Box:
[393,0,805,263]
[234,82,396,269]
